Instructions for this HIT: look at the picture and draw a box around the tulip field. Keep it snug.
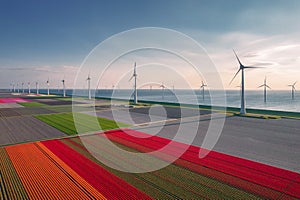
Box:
[1,128,299,199]
[1,94,300,199]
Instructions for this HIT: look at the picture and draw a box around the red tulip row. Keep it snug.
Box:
[41,139,152,200]
[63,136,256,199]
[103,129,300,199]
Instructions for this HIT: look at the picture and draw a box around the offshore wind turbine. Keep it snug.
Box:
[62,77,66,97]
[28,82,31,94]
[35,81,39,95]
[12,82,15,93]
[230,50,259,114]
[46,78,50,95]
[288,81,297,100]
[17,83,19,93]
[200,81,207,101]
[129,62,138,104]
[21,82,24,93]
[160,83,166,100]
[258,77,271,103]
[86,72,91,100]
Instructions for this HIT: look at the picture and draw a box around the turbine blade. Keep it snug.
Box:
[243,66,261,69]
[229,69,241,85]
[129,75,133,81]
[233,49,242,66]
[293,81,297,86]
[266,85,271,89]
[258,85,264,88]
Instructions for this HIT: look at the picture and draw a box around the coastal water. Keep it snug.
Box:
[29,89,300,113]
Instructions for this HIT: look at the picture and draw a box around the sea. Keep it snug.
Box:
[25,89,300,113]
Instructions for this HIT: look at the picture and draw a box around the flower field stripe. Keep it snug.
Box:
[41,139,152,200]
[102,132,283,199]
[62,138,176,200]
[36,142,107,200]
[106,130,300,198]
[103,129,300,199]
[65,136,261,199]
[137,131,299,183]
[0,98,31,104]
[5,143,107,199]
[0,148,29,200]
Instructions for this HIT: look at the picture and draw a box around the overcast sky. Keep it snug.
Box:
[0,0,299,90]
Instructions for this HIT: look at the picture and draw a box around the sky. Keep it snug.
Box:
[0,0,300,90]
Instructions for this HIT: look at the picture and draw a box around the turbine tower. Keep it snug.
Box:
[87,72,91,100]
[200,81,207,101]
[288,81,297,100]
[47,78,50,95]
[230,50,259,114]
[12,82,15,93]
[21,82,24,93]
[129,62,138,104]
[62,77,66,97]
[36,81,39,95]
[258,77,271,103]
[28,82,31,94]
[160,83,166,100]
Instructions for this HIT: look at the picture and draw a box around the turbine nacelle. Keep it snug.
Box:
[288,81,297,90]
[200,81,207,88]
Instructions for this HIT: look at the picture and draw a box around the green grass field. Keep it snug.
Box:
[18,102,47,107]
[35,112,130,135]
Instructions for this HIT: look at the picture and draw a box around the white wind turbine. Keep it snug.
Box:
[35,81,39,95]
[200,81,207,101]
[47,78,50,95]
[160,82,166,100]
[129,62,138,104]
[21,82,24,93]
[62,77,66,97]
[258,77,271,103]
[230,50,260,114]
[86,72,91,100]
[12,82,16,93]
[288,81,297,100]
[28,82,31,94]
[17,83,19,93]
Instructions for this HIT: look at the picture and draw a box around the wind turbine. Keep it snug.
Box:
[230,50,259,114]
[200,81,207,101]
[17,83,20,93]
[62,77,66,97]
[28,82,31,94]
[12,82,15,93]
[21,82,24,93]
[46,78,50,95]
[35,81,39,95]
[288,81,297,100]
[258,77,271,103]
[86,72,91,100]
[129,62,138,104]
[160,83,166,100]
